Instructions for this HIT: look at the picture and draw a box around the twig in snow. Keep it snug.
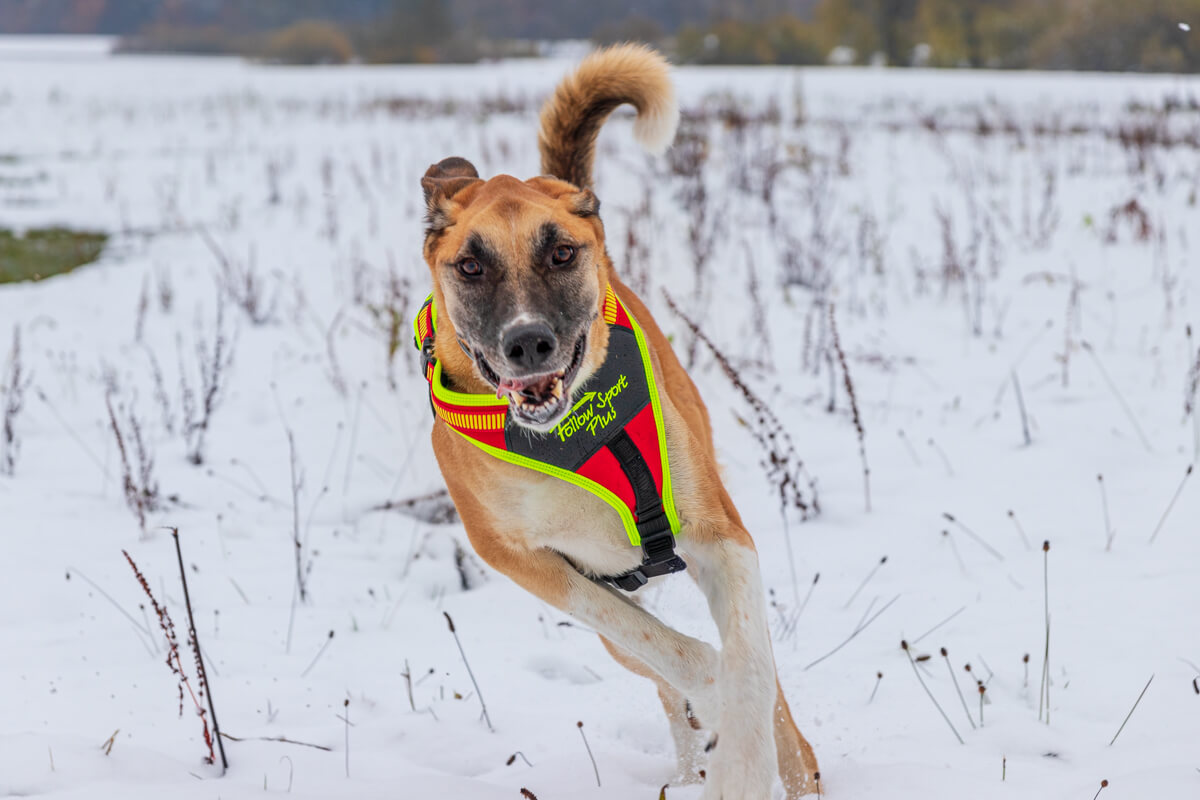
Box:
[1097,474,1115,551]
[1039,541,1051,724]
[170,527,228,773]
[220,732,332,751]
[101,729,119,756]
[928,438,955,476]
[123,549,217,766]
[444,612,493,731]
[1109,675,1154,745]
[901,640,963,744]
[868,671,883,703]
[804,594,900,670]
[1011,370,1032,445]
[913,605,966,645]
[577,721,601,787]
[402,659,416,712]
[1148,464,1193,544]
[506,751,534,767]
[300,631,335,677]
[943,512,1004,561]
[1081,341,1152,452]
[829,304,870,511]
[941,648,976,729]
[1007,510,1032,551]
[844,556,887,609]
[897,429,922,466]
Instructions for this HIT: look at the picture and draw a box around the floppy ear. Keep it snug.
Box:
[421,157,480,233]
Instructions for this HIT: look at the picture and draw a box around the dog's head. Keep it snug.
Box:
[421,156,612,432]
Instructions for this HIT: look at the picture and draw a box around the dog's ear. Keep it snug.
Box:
[421,157,480,233]
[570,188,600,218]
[525,176,600,218]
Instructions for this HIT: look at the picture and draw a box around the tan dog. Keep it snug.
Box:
[417,44,819,798]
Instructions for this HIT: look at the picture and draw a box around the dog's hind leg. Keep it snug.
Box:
[598,635,707,785]
[772,675,820,798]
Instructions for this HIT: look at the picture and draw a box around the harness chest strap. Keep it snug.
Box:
[412,286,685,591]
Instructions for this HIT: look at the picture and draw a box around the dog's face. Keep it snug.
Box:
[421,157,611,431]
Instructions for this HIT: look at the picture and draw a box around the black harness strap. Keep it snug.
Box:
[603,430,686,591]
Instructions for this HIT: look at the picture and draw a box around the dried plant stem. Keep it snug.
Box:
[844,556,887,609]
[220,732,331,751]
[943,512,1004,561]
[1003,513,1031,556]
[1039,541,1051,724]
[942,649,976,729]
[829,304,871,511]
[868,671,883,703]
[913,606,966,645]
[928,438,955,476]
[300,631,335,677]
[1097,474,1115,551]
[897,429,922,466]
[804,594,899,671]
[1109,675,1154,745]
[1081,342,1152,452]
[577,721,601,787]
[901,641,963,744]
[1148,464,1193,544]
[1093,780,1109,800]
[444,612,493,732]
[402,659,416,712]
[1011,371,1032,445]
[171,527,228,773]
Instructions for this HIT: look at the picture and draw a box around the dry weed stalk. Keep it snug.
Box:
[829,304,870,511]
[180,300,235,465]
[106,394,161,532]
[123,548,219,766]
[1,326,31,476]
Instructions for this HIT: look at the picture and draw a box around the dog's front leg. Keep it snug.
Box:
[475,540,723,709]
[688,535,779,800]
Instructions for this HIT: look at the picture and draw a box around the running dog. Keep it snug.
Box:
[414,44,820,798]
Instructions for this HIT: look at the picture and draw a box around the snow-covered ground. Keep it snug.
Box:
[2,39,1199,799]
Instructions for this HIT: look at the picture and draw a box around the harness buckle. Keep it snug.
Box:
[419,335,437,375]
[606,513,687,592]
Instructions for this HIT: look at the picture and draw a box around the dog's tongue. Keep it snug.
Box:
[497,374,555,400]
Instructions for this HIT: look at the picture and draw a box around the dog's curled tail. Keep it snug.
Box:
[538,43,678,189]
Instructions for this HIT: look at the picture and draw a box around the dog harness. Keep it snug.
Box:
[412,285,686,591]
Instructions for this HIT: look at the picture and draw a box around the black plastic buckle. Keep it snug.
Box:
[419,335,436,375]
[607,514,687,592]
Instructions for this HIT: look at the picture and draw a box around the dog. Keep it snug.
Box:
[414,44,820,798]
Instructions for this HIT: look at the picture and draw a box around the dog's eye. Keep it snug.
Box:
[457,258,483,277]
[551,245,575,267]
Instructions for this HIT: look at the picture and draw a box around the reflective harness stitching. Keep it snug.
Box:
[413,286,686,591]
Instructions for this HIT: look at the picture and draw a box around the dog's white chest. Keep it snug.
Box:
[508,472,646,578]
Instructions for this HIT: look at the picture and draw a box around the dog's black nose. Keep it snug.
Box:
[503,322,558,372]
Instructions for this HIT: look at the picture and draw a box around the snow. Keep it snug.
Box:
[2,40,1199,799]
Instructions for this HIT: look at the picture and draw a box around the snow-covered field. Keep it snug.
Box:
[2,39,1199,799]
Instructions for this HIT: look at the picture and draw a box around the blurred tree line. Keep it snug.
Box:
[0,0,1196,71]
[675,0,1200,70]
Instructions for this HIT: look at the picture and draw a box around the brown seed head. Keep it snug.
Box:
[901,640,910,651]
[1043,540,1050,552]
[940,647,948,657]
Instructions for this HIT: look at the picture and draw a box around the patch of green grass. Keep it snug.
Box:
[0,227,108,283]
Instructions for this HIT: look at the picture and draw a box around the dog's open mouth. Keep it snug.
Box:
[476,333,587,427]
